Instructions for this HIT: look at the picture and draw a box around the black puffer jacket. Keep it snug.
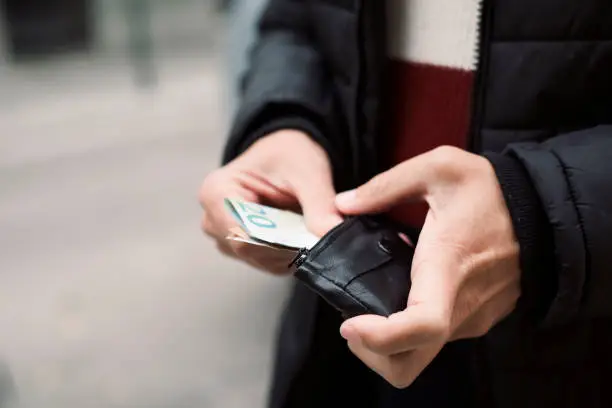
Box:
[223,1,612,407]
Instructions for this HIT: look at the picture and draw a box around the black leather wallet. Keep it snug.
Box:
[290,216,415,318]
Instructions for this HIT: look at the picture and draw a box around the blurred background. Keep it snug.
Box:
[0,1,287,407]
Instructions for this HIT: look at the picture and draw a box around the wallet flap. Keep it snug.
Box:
[293,216,414,317]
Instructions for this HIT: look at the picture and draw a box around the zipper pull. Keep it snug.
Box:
[289,248,309,268]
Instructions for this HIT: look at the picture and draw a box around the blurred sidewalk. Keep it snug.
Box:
[0,4,288,408]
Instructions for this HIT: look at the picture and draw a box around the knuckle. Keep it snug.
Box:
[200,215,215,236]
[199,170,224,204]
[386,366,413,389]
[199,172,215,194]
[359,175,388,199]
[421,313,451,341]
[363,331,392,352]
[431,145,460,159]
[429,146,460,174]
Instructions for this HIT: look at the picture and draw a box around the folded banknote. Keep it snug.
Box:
[224,198,320,250]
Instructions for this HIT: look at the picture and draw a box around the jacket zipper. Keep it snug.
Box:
[468,0,493,153]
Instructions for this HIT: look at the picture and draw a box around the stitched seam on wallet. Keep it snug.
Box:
[302,267,372,314]
[343,258,394,288]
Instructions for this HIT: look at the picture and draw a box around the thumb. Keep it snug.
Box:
[291,171,343,237]
[341,250,457,355]
[335,158,431,215]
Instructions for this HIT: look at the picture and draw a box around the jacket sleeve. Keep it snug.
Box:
[486,125,612,328]
[222,0,350,182]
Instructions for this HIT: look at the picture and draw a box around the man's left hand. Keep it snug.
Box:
[335,146,521,388]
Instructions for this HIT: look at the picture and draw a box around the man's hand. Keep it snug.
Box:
[199,130,343,274]
[335,146,521,388]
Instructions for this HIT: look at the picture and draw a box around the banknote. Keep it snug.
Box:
[225,226,286,250]
[224,198,320,250]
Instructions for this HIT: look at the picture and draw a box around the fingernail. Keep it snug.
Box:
[398,233,414,247]
[336,190,357,208]
[340,322,360,342]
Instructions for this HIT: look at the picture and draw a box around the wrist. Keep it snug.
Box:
[247,129,329,164]
[236,116,322,156]
[252,129,312,149]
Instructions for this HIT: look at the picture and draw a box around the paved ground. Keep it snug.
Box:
[0,8,289,408]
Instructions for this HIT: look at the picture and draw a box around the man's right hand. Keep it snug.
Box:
[199,130,343,275]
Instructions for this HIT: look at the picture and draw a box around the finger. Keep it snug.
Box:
[216,240,238,259]
[335,155,434,215]
[341,312,445,356]
[228,241,296,275]
[347,340,442,389]
[290,168,343,237]
[341,253,458,355]
[234,170,298,209]
[201,185,257,239]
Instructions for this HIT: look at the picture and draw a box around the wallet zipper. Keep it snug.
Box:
[289,247,310,268]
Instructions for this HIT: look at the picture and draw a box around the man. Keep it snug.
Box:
[199,0,612,407]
